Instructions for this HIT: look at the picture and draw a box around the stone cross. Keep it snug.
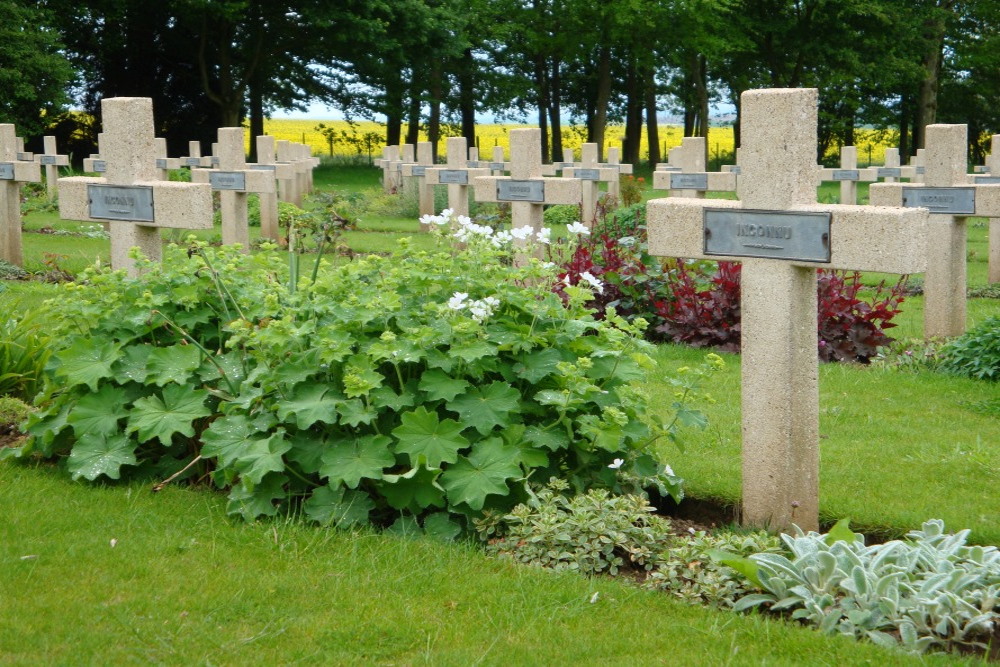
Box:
[721,147,742,177]
[297,143,318,196]
[402,141,435,217]
[392,144,416,197]
[605,147,633,199]
[489,146,509,174]
[249,135,292,242]
[59,97,213,277]
[35,136,69,200]
[902,149,926,183]
[83,133,107,173]
[154,138,181,181]
[180,141,211,169]
[377,145,400,193]
[971,135,1000,175]
[542,148,576,176]
[970,135,1000,283]
[0,124,42,265]
[207,142,221,168]
[425,136,488,221]
[276,140,302,206]
[818,146,878,205]
[652,137,736,199]
[647,88,927,532]
[870,124,1000,334]
[877,148,902,183]
[191,127,276,250]
[474,128,581,263]
[15,137,32,163]
[563,144,619,227]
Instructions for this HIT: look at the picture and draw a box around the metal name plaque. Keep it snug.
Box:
[832,170,860,181]
[497,179,544,202]
[975,176,1000,185]
[211,157,221,166]
[209,171,247,191]
[576,169,601,181]
[439,170,469,185]
[729,166,742,175]
[88,185,155,221]
[671,173,709,190]
[704,209,832,263]
[915,166,925,175]
[659,166,681,172]
[466,161,480,168]
[877,167,901,178]
[410,166,427,176]
[974,166,989,173]
[902,187,976,215]
[17,152,32,161]
[93,160,106,173]
[251,164,276,171]
[155,158,168,169]
[489,162,506,171]
[0,163,13,180]
[40,155,57,166]
[558,162,576,169]
[184,158,202,167]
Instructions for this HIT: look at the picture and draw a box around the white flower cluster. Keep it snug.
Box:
[446,291,501,322]
[562,271,604,294]
[420,208,472,229]
[566,221,590,236]
[451,216,553,248]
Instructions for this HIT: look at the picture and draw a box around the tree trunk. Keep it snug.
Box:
[645,65,659,166]
[458,47,476,148]
[695,54,709,140]
[534,55,549,161]
[623,57,642,164]
[248,72,264,162]
[406,80,421,146]
[549,58,563,163]
[899,95,910,160]
[428,64,442,162]
[592,44,612,162]
[914,10,949,149]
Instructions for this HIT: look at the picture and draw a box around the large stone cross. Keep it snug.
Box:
[402,141,435,217]
[180,141,212,169]
[192,127,275,249]
[969,134,1000,283]
[488,146,509,174]
[605,147,633,199]
[818,145,878,205]
[474,128,581,263]
[647,88,927,531]
[426,136,489,220]
[652,136,736,199]
[377,145,400,193]
[154,138,181,181]
[249,135,293,242]
[36,136,69,200]
[878,148,902,183]
[563,143,620,227]
[275,140,299,205]
[870,124,1000,335]
[0,124,42,265]
[59,97,213,277]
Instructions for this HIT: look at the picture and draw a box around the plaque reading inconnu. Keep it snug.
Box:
[576,169,601,181]
[439,170,469,185]
[832,170,860,181]
[40,156,57,166]
[671,173,709,190]
[703,209,832,263]
[155,158,168,169]
[0,163,13,180]
[975,176,1000,185]
[497,180,544,202]
[209,171,247,191]
[88,185,155,222]
[902,187,976,215]
[411,166,427,177]
[184,158,202,167]
[93,160,107,173]
[251,164,276,171]
[489,162,505,171]
[877,167,901,178]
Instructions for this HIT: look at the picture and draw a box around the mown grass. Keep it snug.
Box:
[0,461,954,666]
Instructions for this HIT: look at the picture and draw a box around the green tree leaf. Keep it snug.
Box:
[276,383,343,429]
[418,370,470,402]
[56,339,121,391]
[67,432,137,481]
[145,344,202,386]
[304,485,374,527]
[440,437,521,510]
[127,385,212,446]
[447,381,520,435]
[319,435,395,488]
[67,384,130,437]
[391,406,469,468]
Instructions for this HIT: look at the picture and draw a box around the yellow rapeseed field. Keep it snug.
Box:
[261,118,894,165]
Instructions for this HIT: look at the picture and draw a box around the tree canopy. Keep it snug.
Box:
[5,0,1000,163]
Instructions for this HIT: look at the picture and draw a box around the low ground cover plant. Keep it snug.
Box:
[939,316,1000,381]
[8,220,703,533]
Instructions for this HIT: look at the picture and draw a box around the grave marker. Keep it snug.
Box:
[0,125,42,265]
[191,127,276,250]
[83,133,107,173]
[402,142,435,217]
[818,146,878,205]
[180,141,212,169]
[34,136,69,200]
[489,146,509,174]
[250,135,291,242]
[605,147,633,199]
[377,145,400,193]
[563,144,620,226]
[870,124,1000,333]
[652,137,736,199]
[58,97,212,276]
[474,128,581,263]
[647,88,927,531]
[154,138,181,181]
[426,136,488,220]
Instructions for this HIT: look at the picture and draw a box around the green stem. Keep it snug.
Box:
[152,310,238,395]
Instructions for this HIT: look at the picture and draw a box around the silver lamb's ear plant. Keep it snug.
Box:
[731,519,1000,655]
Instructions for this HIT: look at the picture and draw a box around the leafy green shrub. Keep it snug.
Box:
[0,395,33,433]
[14,233,696,530]
[212,193,262,227]
[475,480,674,575]
[0,311,51,401]
[643,530,782,607]
[594,202,645,241]
[543,204,581,227]
[730,520,1000,655]
[939,317,1000,381]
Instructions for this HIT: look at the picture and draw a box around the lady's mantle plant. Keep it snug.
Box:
[12,217,700,531]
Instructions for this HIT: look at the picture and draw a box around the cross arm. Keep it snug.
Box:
[191,169,276,194]
[562,167,620,183]
[59,177,214,229]
[871,182,1000,218]
[6,161,41,182]
[473,175,582,205]
[425,167,490,185]
[651,171,736,191]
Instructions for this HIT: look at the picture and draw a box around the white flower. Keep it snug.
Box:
[664,464,675,476]
[536,227,552,244]
[447,292,468,310]
[580,271,604,294]
[441,208,454,218]
[483,296,500,307]
[608,458,624,469]
[511,225,534,240]
[541,262,555,270]
[562,275,572,286]
[456,215,473,228]
[566,221,590,236]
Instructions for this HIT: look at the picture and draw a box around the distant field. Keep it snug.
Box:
[263,119,896,166]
